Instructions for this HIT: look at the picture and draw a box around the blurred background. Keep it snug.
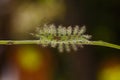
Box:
[0,0,120,80]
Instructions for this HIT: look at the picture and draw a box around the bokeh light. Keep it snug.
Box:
[98,57,120,80]
[16,46,43,71]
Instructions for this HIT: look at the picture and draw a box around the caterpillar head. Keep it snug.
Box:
[33,24,91,52]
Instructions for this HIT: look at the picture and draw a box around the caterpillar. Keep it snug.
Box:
[33,24,91,52]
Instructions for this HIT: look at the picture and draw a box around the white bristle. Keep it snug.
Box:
[58,43,64,52]
[67,26,72,35]
[61,27,66,35]
[73,25,79,35]
[58,25,63,36]
[51,41,57,48]
[43,24,49,34]
[71,43,78,51]
[82,35,92,39]
[78,26,86,36]
[65,44,71,52]
[49,24,56,35]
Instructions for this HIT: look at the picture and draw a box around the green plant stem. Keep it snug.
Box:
[0,40,120,50]
[0,40,39,45]
[86,41,120,50]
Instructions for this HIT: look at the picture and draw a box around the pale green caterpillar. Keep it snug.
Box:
[33,24,92,52]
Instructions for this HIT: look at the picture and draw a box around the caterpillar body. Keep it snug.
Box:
[33,24,91,52]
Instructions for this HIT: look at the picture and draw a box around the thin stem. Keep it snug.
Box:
[0,40,39,45]
[0,40,120,50]
[86,41,120,50]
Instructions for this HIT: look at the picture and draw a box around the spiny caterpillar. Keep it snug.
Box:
[33,24,91,52]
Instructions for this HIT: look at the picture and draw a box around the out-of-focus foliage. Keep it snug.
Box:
[11,0,65,38]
